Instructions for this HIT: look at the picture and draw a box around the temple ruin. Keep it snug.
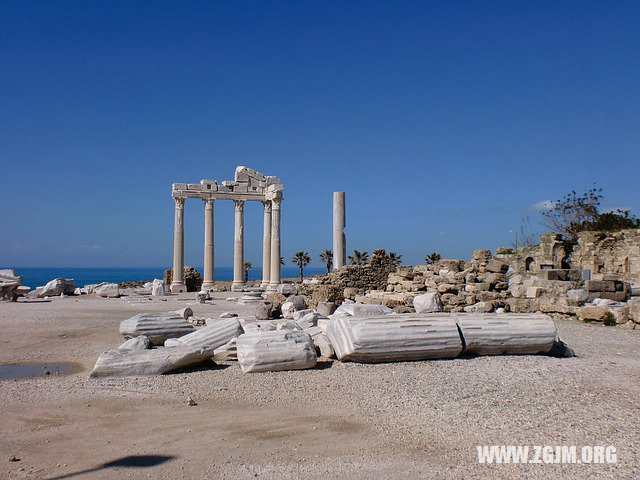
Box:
[170,166,283,292]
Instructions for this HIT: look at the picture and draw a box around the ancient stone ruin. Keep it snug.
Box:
[170,166,284,293]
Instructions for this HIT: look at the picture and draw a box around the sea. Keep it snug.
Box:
[12,267,327,288]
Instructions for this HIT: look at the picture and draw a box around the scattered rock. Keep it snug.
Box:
[277,284,298,295]
[118,336,151,350]
[95,283,119,298]
[413,292,442,313]
[151,279,165,296]
[315,301,337,317]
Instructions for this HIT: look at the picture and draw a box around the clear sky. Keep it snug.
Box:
[1,1,639,268]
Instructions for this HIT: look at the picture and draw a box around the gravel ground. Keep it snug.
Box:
[0,292,639,479]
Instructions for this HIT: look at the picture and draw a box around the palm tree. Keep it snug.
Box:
[348,250,369,266]
[292,251,311,282]
[425,252,441,265]
[388,252,402,266]
[319,250,333,273]
[243,262,252,282]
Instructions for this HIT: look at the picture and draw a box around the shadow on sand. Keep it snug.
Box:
[45,454,176,480]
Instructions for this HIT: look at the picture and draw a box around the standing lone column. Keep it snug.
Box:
[202,198,215,289]
[232,200,245,291]
[170,196,186,293]
[333,192,346,269]
[261,201,272,289]
[268,196,282,290]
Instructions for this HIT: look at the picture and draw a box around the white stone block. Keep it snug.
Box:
[413,292,442,313]
[236,330,317,373]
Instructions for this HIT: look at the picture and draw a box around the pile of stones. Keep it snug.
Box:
[344,250,512,314]
[90,301,568,378]
[298,249,640,327]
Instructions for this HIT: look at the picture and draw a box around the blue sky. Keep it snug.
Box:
[1,1,639,268]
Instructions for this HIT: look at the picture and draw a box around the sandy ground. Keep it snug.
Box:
[0,292,639,480]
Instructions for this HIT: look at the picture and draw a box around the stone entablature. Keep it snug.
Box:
[170,166,283,293]
[172,166,283,202]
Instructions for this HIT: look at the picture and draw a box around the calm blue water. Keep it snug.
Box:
[11,267,327,288]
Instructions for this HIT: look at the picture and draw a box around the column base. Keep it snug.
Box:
[231,282,245,292]
[170,283,186,293]
[259,281,270,290]
[266,283,280,292]
[201,281,216,288]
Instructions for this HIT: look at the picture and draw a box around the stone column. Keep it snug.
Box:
[268,197,282,290]
[232,199,245,291]
[202,198,215,289]
[261,200,272,289]
[333,191,346,269]
[170,196,186,293]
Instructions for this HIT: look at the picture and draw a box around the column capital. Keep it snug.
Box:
[203,197,214,207]
[234,199,245,211]
[271,197,282,210]
[173,196,185,208]
[261,200,272,212]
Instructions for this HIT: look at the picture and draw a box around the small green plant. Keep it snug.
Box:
[602,312,617,326]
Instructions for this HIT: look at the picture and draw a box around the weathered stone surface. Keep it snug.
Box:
[277,284,298,295]
[118,335,151,350]
[629,299,640,323]
[151,279,165,296]
[585,280,617,292]
[236,330,317,373]
[95,283,119,298]
[240,320,277,333]
[90,346,212,377]
[331,303,394,318]
[281,301,296,319]
[314,332,335,358]
[578,305,628,324]
[316,301,337,317]
[486,259,508,273]
[120,313,195,345]
[213,338,238,362]
[597,291,628,302]
[288,295,308,311]
[567,289,589,304]
[220,312,238,318]
[413,292,442,313]
[168,318,242,352]
[40,278,76,297]
[455,313,556,355]
[526,286,542,299]
[295,311,318,330]
[327,315,463,363]
[174,307,193,320]
[254,301,273,320]
[265,292,286,306]
[463,301,494,313]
